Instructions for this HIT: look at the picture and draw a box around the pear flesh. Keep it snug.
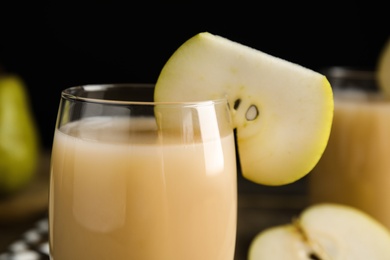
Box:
[248,203,390,259]
[0,75,39,195]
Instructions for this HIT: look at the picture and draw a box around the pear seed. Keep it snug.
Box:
[309,252,322,260]
[246,105,258,121]
[233,99,241,110]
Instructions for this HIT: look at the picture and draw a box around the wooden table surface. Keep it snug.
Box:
[0,152,310,260]
[235,175,309,259]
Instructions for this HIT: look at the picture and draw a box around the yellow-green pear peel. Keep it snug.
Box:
[0,74,40,195]
[154,32,334,186]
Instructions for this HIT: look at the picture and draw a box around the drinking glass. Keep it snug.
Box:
[49,83,237,259]
[308,67,390,229]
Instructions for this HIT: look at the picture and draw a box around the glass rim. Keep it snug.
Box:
[61,83,228,107]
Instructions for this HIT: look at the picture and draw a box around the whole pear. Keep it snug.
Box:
[0,74,40,195]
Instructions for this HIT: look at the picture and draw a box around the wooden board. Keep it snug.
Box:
[0,153,50,223]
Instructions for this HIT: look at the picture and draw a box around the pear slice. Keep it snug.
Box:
[154,32,333,185]
[377,37,390,98]
[248,203,390,259]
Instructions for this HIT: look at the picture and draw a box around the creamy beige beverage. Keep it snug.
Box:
[309,89,390,229]
[49,117,237,260]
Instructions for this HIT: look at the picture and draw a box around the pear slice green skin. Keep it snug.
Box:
[0,75,40,195]
[248,203,390,260]
[154,32,334,186]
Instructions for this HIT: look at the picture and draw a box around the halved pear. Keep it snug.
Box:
[154,32,333,185]
[248,203,390,259]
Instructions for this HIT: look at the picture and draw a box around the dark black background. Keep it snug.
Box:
[0,4,388,149]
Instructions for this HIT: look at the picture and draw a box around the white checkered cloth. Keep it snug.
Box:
[0,218,50,260]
